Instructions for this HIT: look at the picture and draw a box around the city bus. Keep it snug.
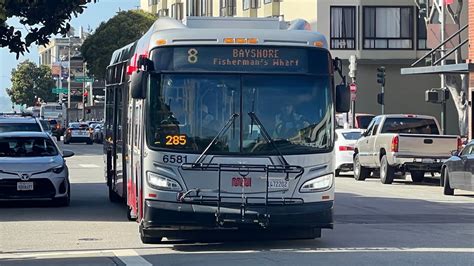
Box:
[105,17,349,243]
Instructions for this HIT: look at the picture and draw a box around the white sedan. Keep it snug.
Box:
[335,128,364,176]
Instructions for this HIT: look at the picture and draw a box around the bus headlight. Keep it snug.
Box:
[147,172,182,191]
[300,174,334,193]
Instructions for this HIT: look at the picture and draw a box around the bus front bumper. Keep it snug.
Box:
[141,199,333,235]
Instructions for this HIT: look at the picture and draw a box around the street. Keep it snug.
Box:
[0,143,473,266]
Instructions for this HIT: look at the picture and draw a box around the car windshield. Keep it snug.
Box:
[147,74,332,155]
[0,137,58,157]
[341,131,363,140]
[381,118,440,134]
[0,123,42,133]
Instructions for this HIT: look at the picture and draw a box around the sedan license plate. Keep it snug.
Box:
[268,179,289,189]
[17,182,34,191]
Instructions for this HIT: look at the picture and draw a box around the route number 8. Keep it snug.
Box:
[188,48,198,64]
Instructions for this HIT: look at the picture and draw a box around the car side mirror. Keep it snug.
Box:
[63,150,74,158]
[335,84,350,113]
[130,71,149,99]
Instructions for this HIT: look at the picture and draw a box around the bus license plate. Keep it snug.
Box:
[17,182,34,191]
[268,180,289,189]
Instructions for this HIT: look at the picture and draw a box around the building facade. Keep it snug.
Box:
[140,0,467,135]
[38,30,105,115]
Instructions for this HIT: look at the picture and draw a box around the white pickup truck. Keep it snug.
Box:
[353,114,460,184]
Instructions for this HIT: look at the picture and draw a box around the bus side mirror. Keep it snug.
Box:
[336,84,350,113]
[131,71,148,99]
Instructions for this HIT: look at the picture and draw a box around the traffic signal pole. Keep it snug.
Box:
[381,83,385,115]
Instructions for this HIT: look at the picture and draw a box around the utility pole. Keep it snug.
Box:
[67,38,71,109]
[376,66,386,114]
[82,62,87,121]
[348,55,357,128]
[440,1,447,135]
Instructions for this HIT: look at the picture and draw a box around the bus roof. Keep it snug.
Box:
[109,17,328,67]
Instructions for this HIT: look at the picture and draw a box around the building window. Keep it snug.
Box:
[201,0,213,16]
[417,15,428,50]
[243,0,259,10]
[264,0,272,4]
[330,6,356,50]
[148,0,158,5]
[363,6,414,49]
[220,0,236,16]
[187,0,199,16]
[171,3,184,20]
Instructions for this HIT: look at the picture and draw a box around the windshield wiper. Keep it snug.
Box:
[248,112,289,167]
[194,113,239,165]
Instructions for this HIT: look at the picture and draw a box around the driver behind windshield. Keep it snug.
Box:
[273,104,310,139]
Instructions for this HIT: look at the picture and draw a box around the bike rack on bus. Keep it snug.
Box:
[180,163,304,228]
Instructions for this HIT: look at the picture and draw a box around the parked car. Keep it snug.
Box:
[441,142,474,195]
[335,128,364,176]
[64,123,93,144]
[0,132,74,206]
[353,114,460,184]
[93,123,104,143]
[0,113,42,133]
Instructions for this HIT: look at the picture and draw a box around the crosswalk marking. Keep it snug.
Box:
[113,249,153,266]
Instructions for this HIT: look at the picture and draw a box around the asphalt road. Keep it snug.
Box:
[0,143,473,265]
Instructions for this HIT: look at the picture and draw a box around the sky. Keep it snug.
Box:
[0,0,140,111]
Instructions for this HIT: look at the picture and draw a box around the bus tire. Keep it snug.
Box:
[108,185,122,203]
[380,155,395,184]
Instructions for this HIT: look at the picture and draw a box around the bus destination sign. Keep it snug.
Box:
[172,47,309,73]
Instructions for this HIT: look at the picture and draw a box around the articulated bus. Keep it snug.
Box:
[105,17,349,243]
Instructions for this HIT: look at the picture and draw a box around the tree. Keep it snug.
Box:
[0,0,97,57]
[415,0,467,135]
[81,10,156,79]
[7,60,56,106]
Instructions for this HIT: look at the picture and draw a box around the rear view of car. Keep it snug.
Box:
[0,115,42,133]
[64,123,93,144]
[0,132,74,206]
[335,129,364,176]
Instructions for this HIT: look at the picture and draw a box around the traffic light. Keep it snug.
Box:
[376,66,386,86]
[377,93,384,105]
[425,88,450,103]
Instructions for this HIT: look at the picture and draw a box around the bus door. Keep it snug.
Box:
[126,98,135,216]
[133,100,144,220]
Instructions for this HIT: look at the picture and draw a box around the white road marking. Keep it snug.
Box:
[78,164,100,168]
[1,247,473,260]
[113,249,152,266]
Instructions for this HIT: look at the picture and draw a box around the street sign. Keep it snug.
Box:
[74,77,95,82]
[52,88,68,94]
[349,83,357,101]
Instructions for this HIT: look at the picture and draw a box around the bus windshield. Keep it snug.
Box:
[147,74,332,155]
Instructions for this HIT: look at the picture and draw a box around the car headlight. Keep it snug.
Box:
[51,165,65,174]
[147,172,182,191]
[300,173,334,193]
